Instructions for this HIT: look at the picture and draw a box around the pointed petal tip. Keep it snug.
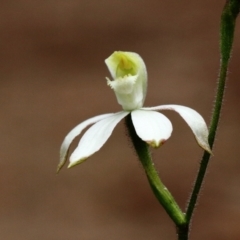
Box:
[56,155,68,173]
[208,149,213,155]
[67,162,75,169]
[56,165,62,174]
[147,139,166,148]
[68,158,88,169]
[197,139,213,155]
[203,144,213,155]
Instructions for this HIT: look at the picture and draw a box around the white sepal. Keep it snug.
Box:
[142,105,212,153]
[69,111,129,167]
[131,109,172,148]
[58,113,114,172]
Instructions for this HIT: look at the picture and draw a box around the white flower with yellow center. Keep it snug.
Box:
[58,51,211,171]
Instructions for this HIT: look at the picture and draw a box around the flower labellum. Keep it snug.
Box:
[105,51,147,111]
[58,51,212,172]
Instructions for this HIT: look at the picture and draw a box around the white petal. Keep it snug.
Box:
[131,110,172,148]
[69,111,129,167]
[58,113,113,172]
[142,105,212,153]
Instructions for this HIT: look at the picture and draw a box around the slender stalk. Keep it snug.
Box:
[184,0,240,233]
[125,114,186,226]
[177,225,189,240]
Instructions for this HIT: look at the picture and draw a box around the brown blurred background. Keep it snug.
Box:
[0,1,240,239]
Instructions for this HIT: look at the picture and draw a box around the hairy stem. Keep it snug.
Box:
[125,114,186,226]
[185,0,240,233]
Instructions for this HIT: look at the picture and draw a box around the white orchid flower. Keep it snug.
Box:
[58,51,211,171]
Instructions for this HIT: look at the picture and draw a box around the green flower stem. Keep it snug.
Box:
[125,115,186,226]
[183,0,240,233]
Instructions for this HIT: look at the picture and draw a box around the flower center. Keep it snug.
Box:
[115,53,136,78]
